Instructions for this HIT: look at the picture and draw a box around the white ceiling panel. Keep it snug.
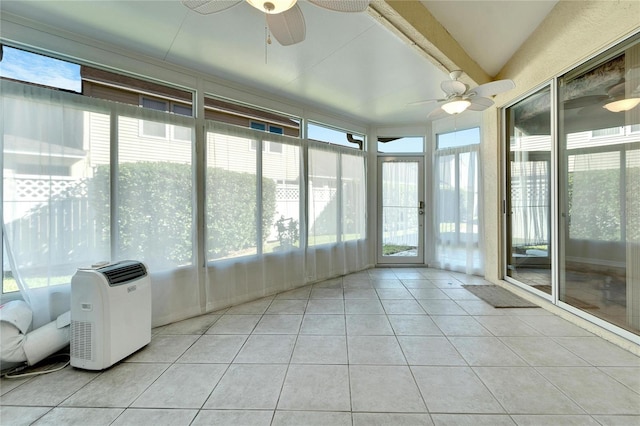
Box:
[1,1,556,125]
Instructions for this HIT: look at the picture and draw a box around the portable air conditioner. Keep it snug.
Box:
[70,260,151,370]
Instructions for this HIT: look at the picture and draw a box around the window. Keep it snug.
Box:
[262,141,301,253]
[434,127,483,273]
[141,97,168,138]
[308,143,366,246]
[205,97,300,137]
[0,45,81,92]
[377,136,424,153]
[308,148,338,246]
[341,153,366,241]
[437,127,480,149]
[172,104,193,141]
[2,77,196,330]
[249,122,285,153]
[307,122,364,150]
[2,81,110,294]
[206,128,259,260]
[117,110,194,269]
[206,122,304,260]
[140,96,193,141]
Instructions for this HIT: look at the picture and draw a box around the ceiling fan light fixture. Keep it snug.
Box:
[442,99,471,115]
[247,0,297,14]
[603,97,640,112]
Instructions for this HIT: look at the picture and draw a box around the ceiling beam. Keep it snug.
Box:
[369,0,491,87]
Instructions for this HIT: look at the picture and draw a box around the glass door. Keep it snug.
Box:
[504,86,553,296]
[558,40,640,336]
[377,157,425,264]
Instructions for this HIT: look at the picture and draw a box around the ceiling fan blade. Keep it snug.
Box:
[181,0,242,14]
[467,96,494,111]
[308,0,370,12]
[267,4,306,46]
[468,79,515,98]
[441,79,467,96]
[407,98,446,107]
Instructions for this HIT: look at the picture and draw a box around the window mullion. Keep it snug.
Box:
[109,107,119,261]
[257,135,264,255]
[337,152,343,243]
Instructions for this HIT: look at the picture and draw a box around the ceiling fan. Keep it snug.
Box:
[181,0,370,46]
[411,70,515,118]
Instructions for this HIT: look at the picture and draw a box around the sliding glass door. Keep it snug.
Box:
[505,85,553,296]
[504,34,640,338]
[558,39,640,334]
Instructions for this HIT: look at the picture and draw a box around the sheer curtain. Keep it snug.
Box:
[511,155,549,249]
[433,145,484,275]
[114,104,199,326]
[2,79,370,329]
[306,141,368,282]
[2,80,199,329]
[204,128,369,311]
[204,122,306,311]
[2,80,110,328]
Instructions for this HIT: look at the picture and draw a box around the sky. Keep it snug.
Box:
[0,46,81,92]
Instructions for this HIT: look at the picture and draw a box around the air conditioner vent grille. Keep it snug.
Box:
[71,320,92,361]
[98,261,147,286]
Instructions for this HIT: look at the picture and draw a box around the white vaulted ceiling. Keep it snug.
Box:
[0,1,558,125]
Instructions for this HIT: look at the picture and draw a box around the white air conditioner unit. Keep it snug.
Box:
[70,260,151,370]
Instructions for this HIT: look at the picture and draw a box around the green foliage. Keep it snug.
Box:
[92,162,193,266]
[568,169,621,241]
[90,162,276,264]
[627,165,640,242]
[207,168,276,259]
[310,192,338,237]
[275,216,299,249]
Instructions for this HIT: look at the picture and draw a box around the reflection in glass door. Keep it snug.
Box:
[378,157,424,264]
[558,39,640,335]
[505,86,553,296]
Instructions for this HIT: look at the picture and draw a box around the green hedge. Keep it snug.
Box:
[90,162,275,264]
[207,168,275,259]
[568,169,621,241]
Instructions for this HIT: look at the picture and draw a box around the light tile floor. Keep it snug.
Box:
[1,268,639,426]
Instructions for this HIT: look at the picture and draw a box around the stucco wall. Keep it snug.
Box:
[482,0,640,283]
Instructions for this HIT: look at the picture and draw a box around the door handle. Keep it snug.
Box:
[419,201,424,209]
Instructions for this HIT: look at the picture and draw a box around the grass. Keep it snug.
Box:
[3,275,71,294]
[383,244,415,255]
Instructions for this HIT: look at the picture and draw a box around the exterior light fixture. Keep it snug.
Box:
[442,98,471,115]
[603,98,640,112]
[247,0,297,13]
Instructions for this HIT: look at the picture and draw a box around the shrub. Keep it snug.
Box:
[90,162,276,265]
[206,168,276,259]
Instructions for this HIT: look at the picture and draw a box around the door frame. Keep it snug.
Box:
[376,155,425,265]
